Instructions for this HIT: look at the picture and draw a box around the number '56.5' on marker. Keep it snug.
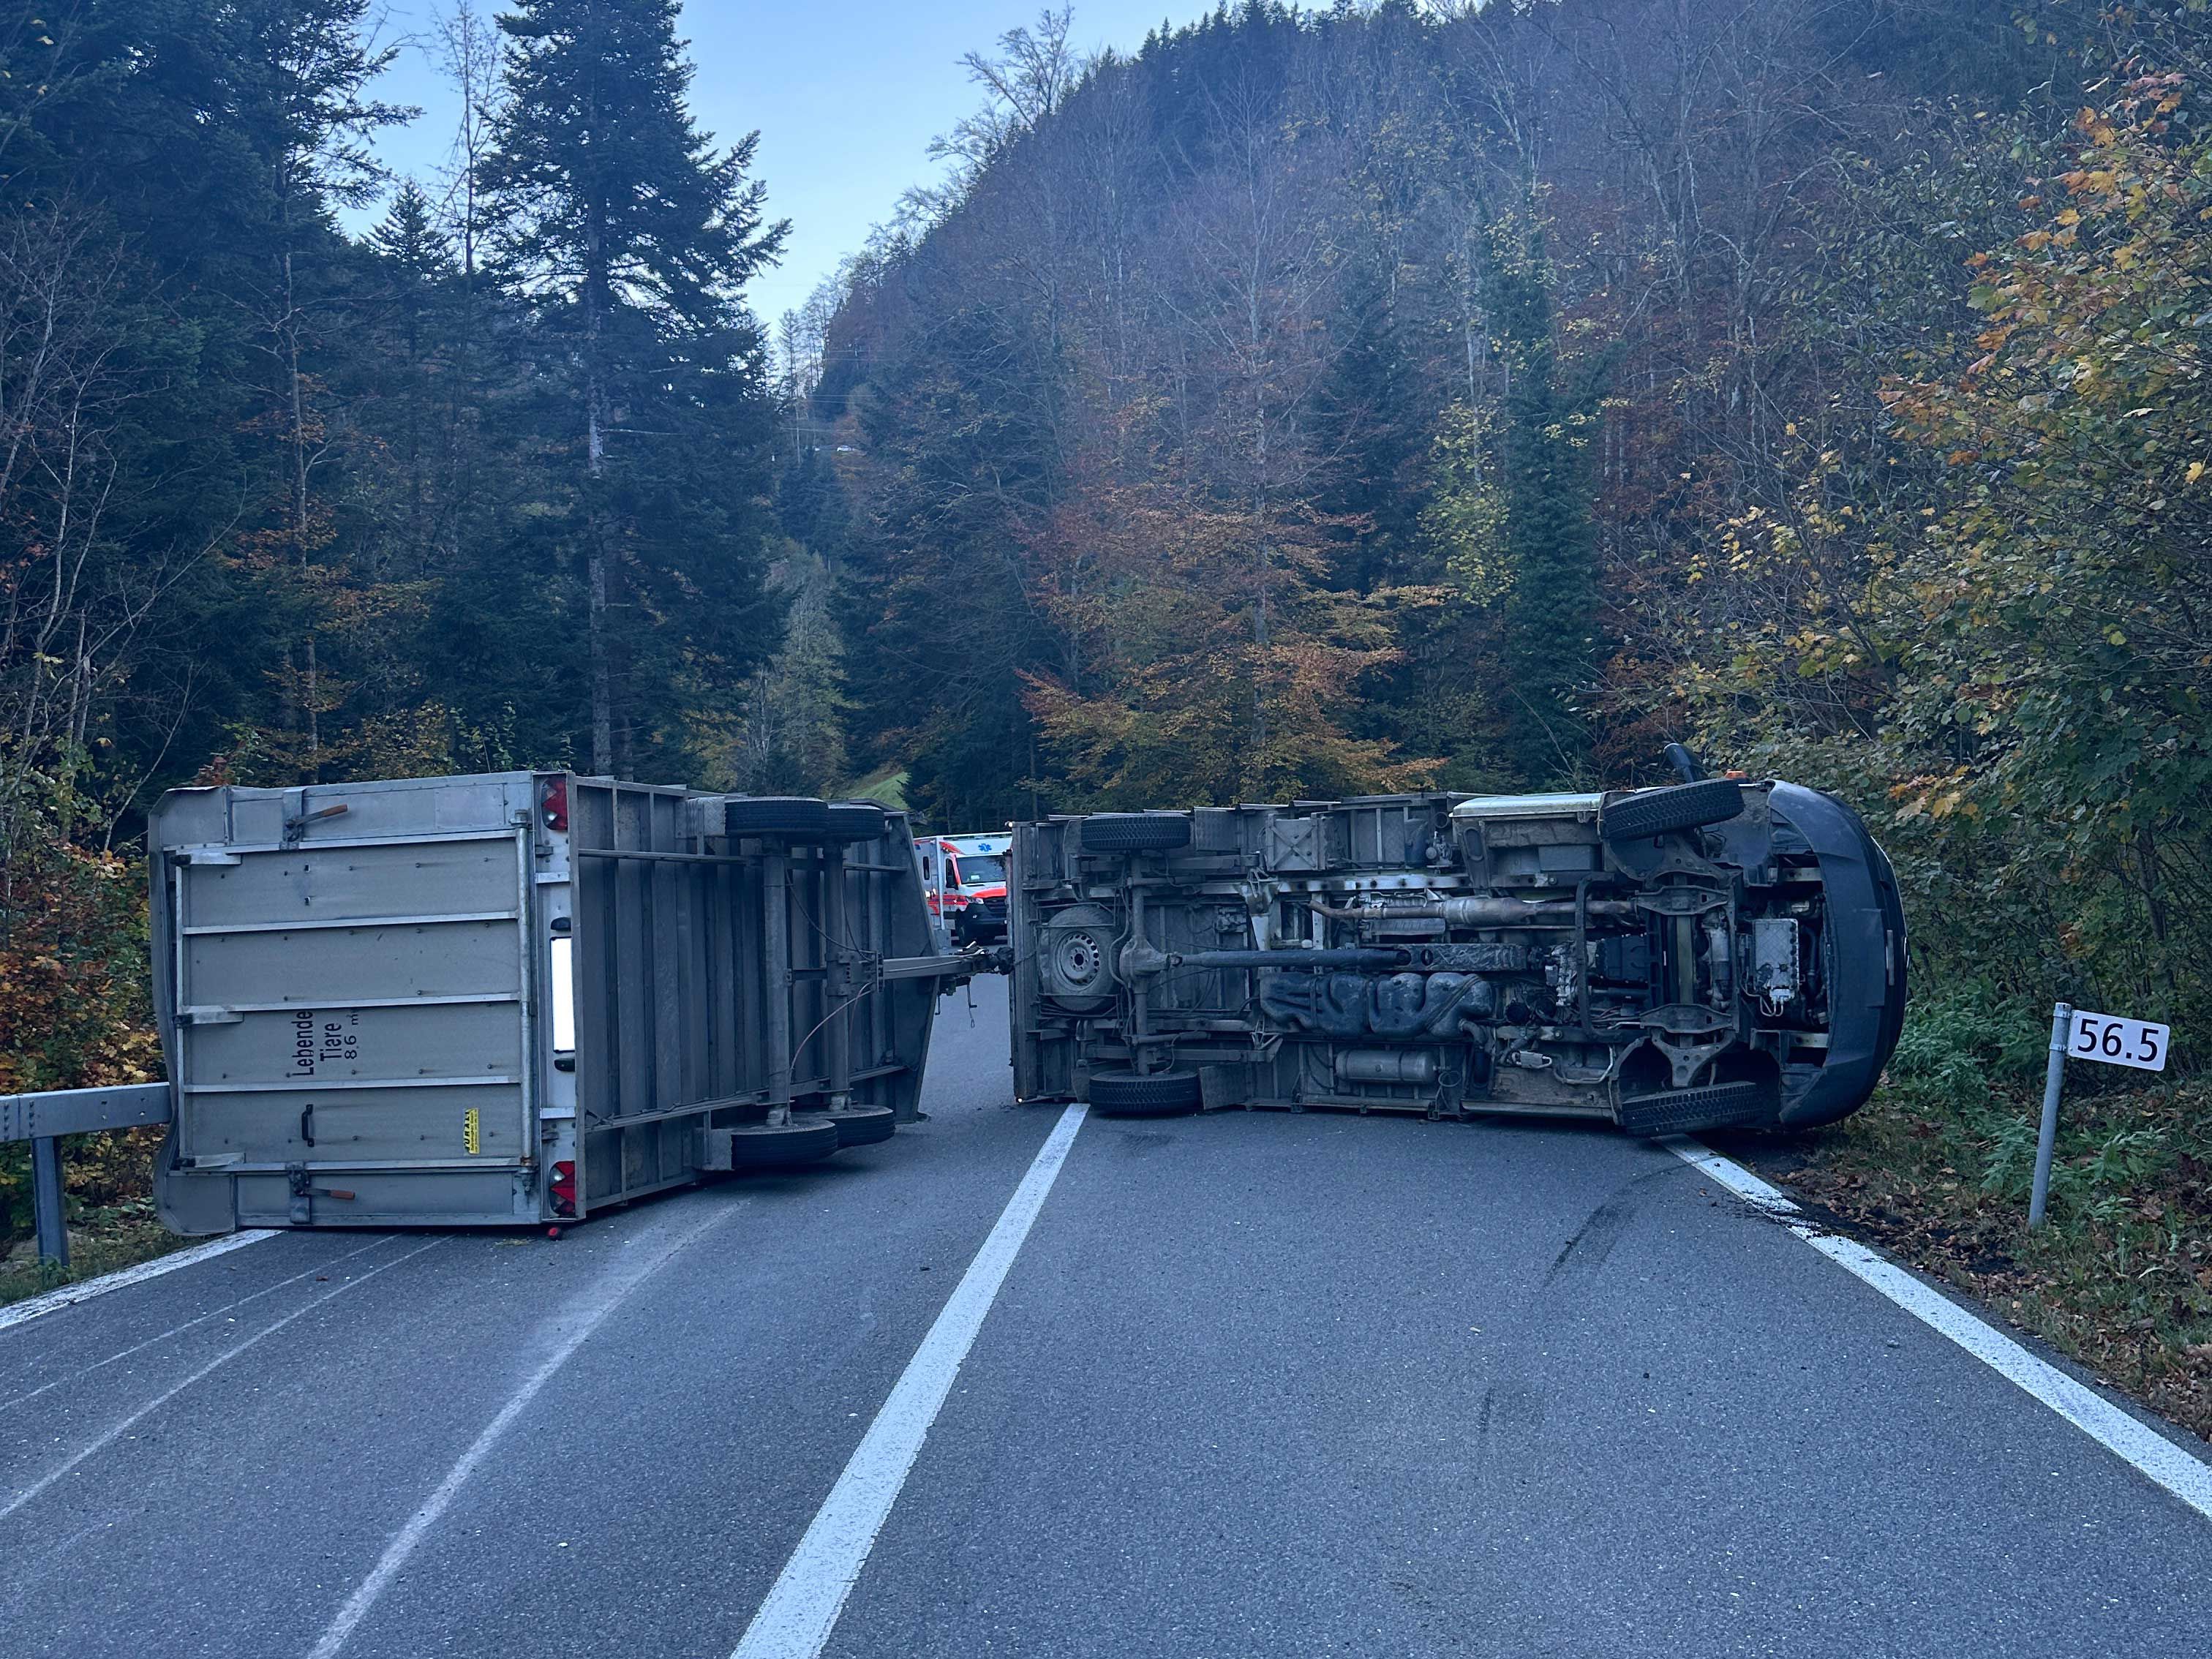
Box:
[2069,1009,2170,1072]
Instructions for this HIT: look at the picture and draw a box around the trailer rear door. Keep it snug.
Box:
[167,820,540,1227]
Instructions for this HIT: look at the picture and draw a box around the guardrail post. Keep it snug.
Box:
[2028,1001,2072,1230]
[31,1134,68,1268]
[6,1084,173,1268]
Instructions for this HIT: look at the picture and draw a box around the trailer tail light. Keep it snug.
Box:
[550,1159,577,1216]
[541,775,568,832]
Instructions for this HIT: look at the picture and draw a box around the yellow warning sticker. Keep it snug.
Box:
[463,1107,481,1155]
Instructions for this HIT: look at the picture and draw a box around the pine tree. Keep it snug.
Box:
[1481,200,1600,786]
[1312,258,1428,592]
[366,182,454,576]
[224,0,407,779]
[486,0,789,775]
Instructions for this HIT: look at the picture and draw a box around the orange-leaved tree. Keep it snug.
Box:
[1020,480,1430,808]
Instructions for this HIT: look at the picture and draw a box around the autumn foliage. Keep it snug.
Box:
[0,841,162,1241]
[1021,480,1422,807]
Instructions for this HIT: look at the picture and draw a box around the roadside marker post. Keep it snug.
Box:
[2028,1003,2172,1229]
[2028,1003,2071,1230]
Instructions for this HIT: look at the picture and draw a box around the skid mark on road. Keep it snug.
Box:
[1665,1136,2212,1524]
[0,1237,445,1525]
[1545,1195,1637,1282]
[305,1202,740,1659]
[1543,1162,1681,1285]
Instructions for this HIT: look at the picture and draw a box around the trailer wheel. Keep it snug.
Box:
[1081,813,1192,854]
[824,802,887,843]
[1601,779,1744,843]
[802,1103,897,1147]
[723,1118,840,1168]
[1086,1069,1203,1117]
[726,797,830,841]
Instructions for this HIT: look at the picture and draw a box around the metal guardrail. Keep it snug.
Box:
[1,1084,173,1268]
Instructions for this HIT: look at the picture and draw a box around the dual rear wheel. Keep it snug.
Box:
[723,797,889,843]
[720,1103,899,1170]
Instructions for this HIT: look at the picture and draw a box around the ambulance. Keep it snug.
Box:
[914,830,1012,947]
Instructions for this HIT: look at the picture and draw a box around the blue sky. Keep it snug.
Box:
[360,2,1226,327]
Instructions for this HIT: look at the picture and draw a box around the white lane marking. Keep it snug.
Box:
[0,1237,443,1524]
[1662,1137,1799,1215]
[731,1102,1088,1659]
[0,1236,393,1412]
[306,1204,736,1659]
[1664,1137,2212,1523]
[0,1230,276,1336]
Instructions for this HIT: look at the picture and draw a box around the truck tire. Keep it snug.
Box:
[1086,1069,1203,1117]
[824,801,887,843]
[1601,780,1744,843]
[1082,813,1192,854]
[726,797,830,841]
[1616,1081,1773,1137]
[723,1118,840,1168]
[803,1102,897,1147]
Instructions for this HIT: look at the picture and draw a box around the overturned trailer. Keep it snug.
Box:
[1009,772,1906,1135]
[151,775,966,1233]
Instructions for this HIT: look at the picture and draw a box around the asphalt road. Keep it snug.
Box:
[4,976,2208,1658]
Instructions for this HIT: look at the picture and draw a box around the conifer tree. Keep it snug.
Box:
[486,0,788,775]
[224,0,407,779]
[1481,202,1599,786]
[366,182,454,575]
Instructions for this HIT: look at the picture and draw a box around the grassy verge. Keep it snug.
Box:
[1733,984,2212,1442]
[0,1125,187,1309]
[0,1197,195,1307]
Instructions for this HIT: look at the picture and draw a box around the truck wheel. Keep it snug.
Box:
[824,802,887,843]
[1086,1069,1203,1117]
[1601,780,1744,843]
[723,1118,840,1168]
[726,797,830,841]
[1081,813,1192,854]
[803,1103,897,1147]
[1616,1081,1774,1137]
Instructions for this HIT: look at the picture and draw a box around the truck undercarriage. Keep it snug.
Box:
[1009,777,1906,1135]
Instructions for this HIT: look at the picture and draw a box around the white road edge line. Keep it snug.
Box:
[731,1102,1090,1659]
[1663,1136,2212,1524]
[0,1235,444,1524]
[0,1235,395,1412]
[306,1203,738,1659]
[0,1230,276,1336]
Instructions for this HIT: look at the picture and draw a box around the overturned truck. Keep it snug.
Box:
[1008,771,1906,1135]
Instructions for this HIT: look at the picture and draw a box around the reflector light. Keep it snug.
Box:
[550,1159,577,1217]
[549,936,576,1052]
[541,775,569,832]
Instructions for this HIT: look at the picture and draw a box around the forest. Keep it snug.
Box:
[806,0,2211,1062]
[1,1,2208,1116]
